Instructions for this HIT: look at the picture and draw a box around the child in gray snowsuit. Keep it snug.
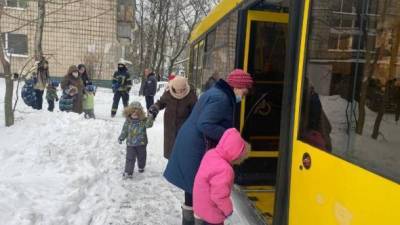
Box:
[118,101,154,179]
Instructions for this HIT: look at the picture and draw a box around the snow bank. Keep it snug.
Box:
[0,79,184,225]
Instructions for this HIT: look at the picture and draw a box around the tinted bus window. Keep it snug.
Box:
[203,11,238,90]
[299,0,400,183]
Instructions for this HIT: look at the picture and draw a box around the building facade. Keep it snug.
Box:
[0,0,135,80]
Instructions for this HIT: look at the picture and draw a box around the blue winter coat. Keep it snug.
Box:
[143,73,158,96]
[163,79,236,194]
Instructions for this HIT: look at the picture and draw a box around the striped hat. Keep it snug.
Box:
[227,69,254,89]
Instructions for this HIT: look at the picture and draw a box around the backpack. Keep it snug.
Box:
[21,79,37,107]
[59,91,74,112]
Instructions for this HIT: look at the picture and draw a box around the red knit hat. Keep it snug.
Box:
[227,69,254,89]
[168,74,176,81]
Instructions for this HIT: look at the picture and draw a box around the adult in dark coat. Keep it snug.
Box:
[61,65,84,114]
[111,60,132,117]
[142,68,158,109]
[163,69,253,225]
[33,58,50,110]
[149,76,197,159]
[78,64,92,87]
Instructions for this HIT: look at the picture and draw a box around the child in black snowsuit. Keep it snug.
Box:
[46,81,59,112]
[118,101,154,179]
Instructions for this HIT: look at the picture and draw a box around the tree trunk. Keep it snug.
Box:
[139,0,144,73]
[356,39,373,134]
[35,0,46,61]
[372,27,400,139]
[4,72,13,127]
[168,16,199,75]
[356,0,389,134]
[0,6,14,126]
[143,0,157,69]
[156,1,170,76]
[152,1,164,69]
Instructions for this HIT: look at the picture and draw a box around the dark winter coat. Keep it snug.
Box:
[119,117,154,146]
[78,64,92,87]
[163,79,236,194]
[203,77,218,91]
[81,73,91,87]
[143,73,157,96]
[61,74,84,114]
[154,88,197,159]
[112,68,132,92]
[308,92,332,151]
[46,86,58,102]
[34,67,49,91]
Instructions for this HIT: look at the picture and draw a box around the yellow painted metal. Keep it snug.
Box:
[248,151,279,158]
[190,0,243,43]
[240,11,289,132]
[288,0,400,224]
[246,188,275,224]
[243,185,275,191]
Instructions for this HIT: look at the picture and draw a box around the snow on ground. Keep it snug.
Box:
[0,79,186,225]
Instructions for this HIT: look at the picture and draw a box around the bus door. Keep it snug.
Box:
[235,10,289,224]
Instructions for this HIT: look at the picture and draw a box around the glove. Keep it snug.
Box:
[148,105,159,118]
[118,138,123,144]
[112,83,119,93]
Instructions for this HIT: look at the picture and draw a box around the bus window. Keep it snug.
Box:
[203,11,238,90]
[299,0,400,183]
[188,46,195,85]
[196,40,205,94]
[192,45,199,88]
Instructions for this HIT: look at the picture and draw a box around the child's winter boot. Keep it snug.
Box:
[182,204,194,225]
[122,172,133,180]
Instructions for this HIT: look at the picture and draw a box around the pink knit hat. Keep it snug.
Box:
[227,69,254,89]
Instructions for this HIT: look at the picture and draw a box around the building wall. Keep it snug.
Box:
[1,0,123,80]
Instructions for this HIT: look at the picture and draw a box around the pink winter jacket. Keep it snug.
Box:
[193,128,246,224]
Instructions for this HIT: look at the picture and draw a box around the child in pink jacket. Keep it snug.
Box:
[193,128,248,225]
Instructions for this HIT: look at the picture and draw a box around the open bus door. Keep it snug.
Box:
[236,10,289,224]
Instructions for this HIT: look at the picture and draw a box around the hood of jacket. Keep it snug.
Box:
[215,128,245,162]
[214,79,236,107]
[147,72,156,78]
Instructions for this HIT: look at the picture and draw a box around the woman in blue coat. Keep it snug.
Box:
[163,69,254,225]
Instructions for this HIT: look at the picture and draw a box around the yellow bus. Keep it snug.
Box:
[188,0,400,224]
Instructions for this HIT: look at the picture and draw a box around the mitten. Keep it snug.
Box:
[148,105,159,118]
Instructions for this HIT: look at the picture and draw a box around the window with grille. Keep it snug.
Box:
[5,0,28,8]
[2,33,28,56]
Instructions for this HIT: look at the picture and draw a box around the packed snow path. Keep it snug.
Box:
[0,80,186,225]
